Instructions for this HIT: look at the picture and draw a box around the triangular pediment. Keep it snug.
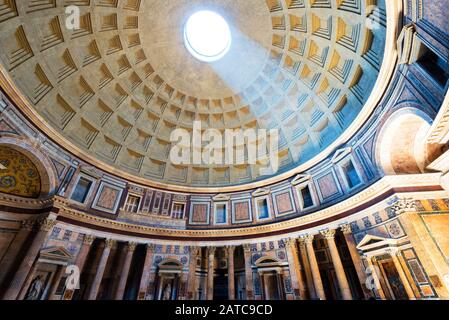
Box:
[356,234,398,251]
[40,246,73,262]
[252,188,270,197]
[291,174,312,186]
[213,194,230,201]
[357,234,386,246]
[331,147,352,164]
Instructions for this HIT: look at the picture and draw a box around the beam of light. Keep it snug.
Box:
[207,25,270,99]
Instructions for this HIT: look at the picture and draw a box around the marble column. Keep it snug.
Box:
[138,244,155,300]
[187,246,200,300]
[340,224,372,299]
[0,219,34,288]
[388,249,416,300]
[298,238,316,299]
[48,266,65,300]
[114,242,137,300]
[77,235,96,272]
[87,238,115,300]
[301,235,326,300]
[64,234,95,300]
[206,246,216,300]
[321,230,353,300]
[365,256,386,300]
[3,216,56,300]
[226,246,236,300]
[285,238,306,299]
[243,244,254,300]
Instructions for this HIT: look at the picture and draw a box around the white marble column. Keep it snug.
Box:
[365,256,386,300]
[340,224,372,299]
[298,238,316,299]
[285,238,306,299]
[321,230,353,300]
[301,234,326,300]
[388,249,416,300]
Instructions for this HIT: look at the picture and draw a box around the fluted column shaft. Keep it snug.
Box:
[302,235,326,300]
[206,247,216,300]
[388,249,415,300]
[87,239,115,300]
[187,247,200,300]
[3,216,56,300]
[138,244,155,300]
[0,220,34,289]
[322,230,352,300]
[114,242,137,300]
[285,239,306,299]
[227,246,235,300]
[243,244,254,300]
[340,224,372,299]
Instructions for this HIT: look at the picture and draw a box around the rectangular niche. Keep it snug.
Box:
[255,197,271,221]
[214,202,228,225]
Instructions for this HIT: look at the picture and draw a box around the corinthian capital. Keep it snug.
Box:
[83,234,95,245]
[340,224,352,235]
[300,234,315,244]
[105,238,116,248]
[386,248,401,257]
[320,229,336,240]
[21,219,35,231]
[127,242,138,252]
[207,246,216,255]
[38,218,56,232]
[225,246,235,254]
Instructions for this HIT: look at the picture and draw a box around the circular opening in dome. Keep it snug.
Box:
[184,10,232,62]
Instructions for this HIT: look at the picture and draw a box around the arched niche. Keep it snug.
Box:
[255,257,282,269]
[376,108,433,175]
[255,257,286,300]
[154,259,184,301]
[0,137,58,197]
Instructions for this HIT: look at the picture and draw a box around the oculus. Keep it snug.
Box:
[184,10,232,62]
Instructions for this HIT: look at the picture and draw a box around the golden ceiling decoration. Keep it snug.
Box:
[0,146,41,198]
[0,0,387,187]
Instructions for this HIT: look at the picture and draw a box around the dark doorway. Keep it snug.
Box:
[214,269,228,300]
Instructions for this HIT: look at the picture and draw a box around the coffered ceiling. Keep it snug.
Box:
[0,0,387,187]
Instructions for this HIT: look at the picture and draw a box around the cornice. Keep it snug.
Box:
[0,193,54,210]
[53,173,442,241]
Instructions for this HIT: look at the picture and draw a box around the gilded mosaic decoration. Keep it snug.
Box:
[0,146,41,198]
